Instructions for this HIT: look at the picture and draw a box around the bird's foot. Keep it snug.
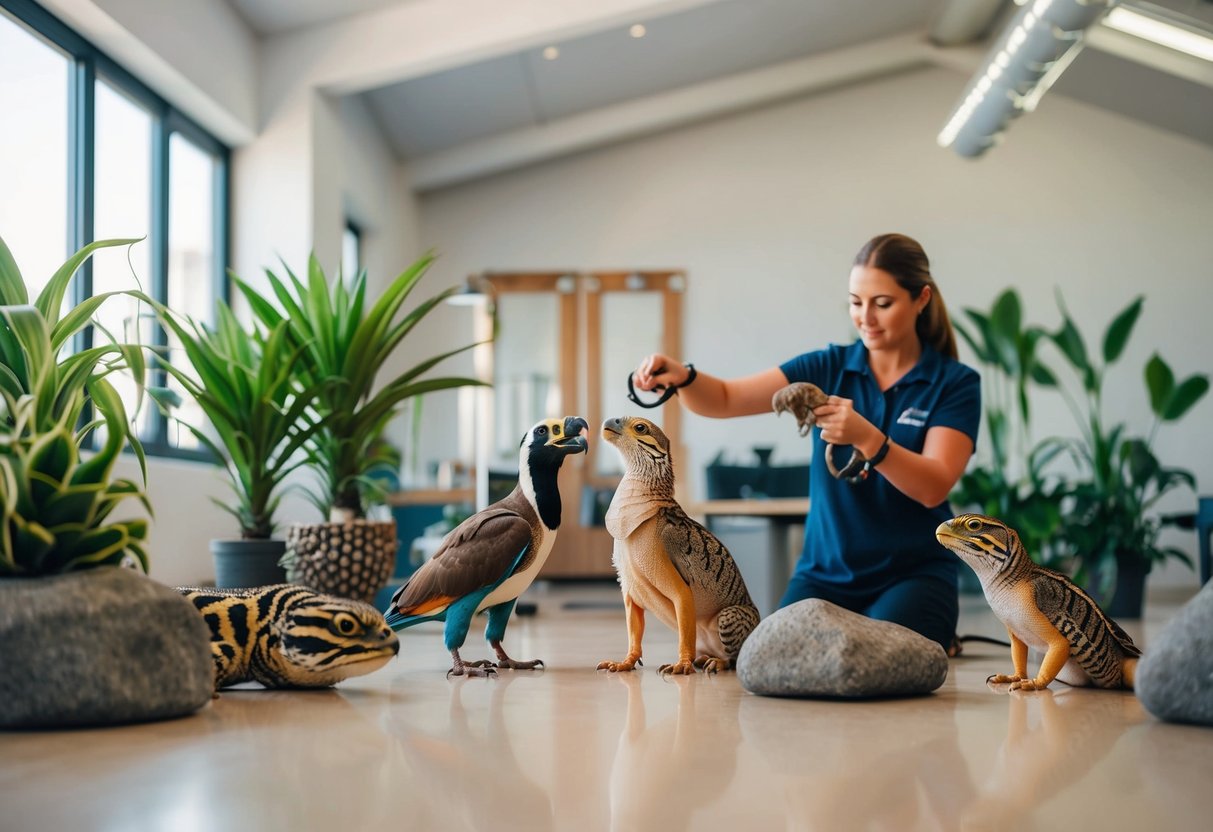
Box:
[694,655,731,674]
[986,673,1027,685]
[466,659,497,668]
[659,658,697,676]
[1009,678,1050,692]
[496,657,545,670]
[597,656,641,672]
[447,651,496,678]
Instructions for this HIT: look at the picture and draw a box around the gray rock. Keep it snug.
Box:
[1136,580,1213,727]
[737,598,948,698]
[0,567,214,729]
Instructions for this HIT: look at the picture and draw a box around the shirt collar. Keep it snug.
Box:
[842,339,941,385]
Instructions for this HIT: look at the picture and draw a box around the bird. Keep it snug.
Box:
[597,415,759,675]
[936,513,1141,690]
[385,416,588,677]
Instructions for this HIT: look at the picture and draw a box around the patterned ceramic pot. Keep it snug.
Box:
[285,520,399,604]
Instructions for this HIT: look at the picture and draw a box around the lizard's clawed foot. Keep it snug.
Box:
[659,658,697,676]
[986,673,1027,685]
[1009,678,1050,692]
[694,655,731,673]
[597,656,641,672]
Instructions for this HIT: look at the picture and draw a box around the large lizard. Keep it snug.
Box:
[597,416,760,675]
[936,514,1141,690]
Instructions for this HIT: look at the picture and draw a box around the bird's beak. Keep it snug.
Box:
[551,416,589,453]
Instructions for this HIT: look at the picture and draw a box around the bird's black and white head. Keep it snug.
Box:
[602,416,673,491]
[935,514,1022,579]
[518,416,589,529]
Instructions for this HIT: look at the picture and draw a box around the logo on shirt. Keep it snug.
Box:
[897,407,929,427]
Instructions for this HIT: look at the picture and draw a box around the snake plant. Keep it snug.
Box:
[139,293,328,539]
[232,253,486,520]
[0,234,151,575]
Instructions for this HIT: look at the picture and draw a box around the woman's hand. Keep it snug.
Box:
[633,353,689,391]
[812,396,883,455]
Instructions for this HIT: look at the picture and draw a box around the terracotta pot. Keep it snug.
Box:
[285,520,399,604]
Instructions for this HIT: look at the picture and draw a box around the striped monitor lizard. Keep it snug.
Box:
[597,416,760,675]
[177,584,399,689]
[936,514,1141,690]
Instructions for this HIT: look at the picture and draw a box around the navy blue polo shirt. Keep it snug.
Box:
[779,341,981,594]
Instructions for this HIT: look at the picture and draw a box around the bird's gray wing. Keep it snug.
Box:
[389,508,532,615]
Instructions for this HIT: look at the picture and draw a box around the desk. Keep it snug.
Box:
[386,488,475,507]
[689,498,809,618]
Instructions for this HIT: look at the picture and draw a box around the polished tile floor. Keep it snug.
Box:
[2,584,1211,832]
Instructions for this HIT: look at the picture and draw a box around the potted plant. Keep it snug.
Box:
[232,252,485,603]
[952,289,1070,578]
[0,234,213,728]
[1039,293,1208,617]
[139,294,327,587]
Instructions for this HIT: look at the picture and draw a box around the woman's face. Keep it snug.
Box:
[848,265,930,352]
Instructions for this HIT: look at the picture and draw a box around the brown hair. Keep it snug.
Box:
[853,233,957,359]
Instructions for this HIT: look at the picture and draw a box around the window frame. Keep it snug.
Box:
[2,0,231,462]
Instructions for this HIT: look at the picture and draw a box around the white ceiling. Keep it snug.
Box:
[226,0,414,36]
[361,0,942,157]
[222,0,1213,185]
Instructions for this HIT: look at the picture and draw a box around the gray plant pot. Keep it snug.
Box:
[210,538,288,588]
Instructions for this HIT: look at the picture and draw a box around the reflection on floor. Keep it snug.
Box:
[2,583,1211,832]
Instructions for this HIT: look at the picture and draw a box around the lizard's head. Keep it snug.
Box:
[273,593,400,688]
[935,514,1021,575]
[602,416,673,481]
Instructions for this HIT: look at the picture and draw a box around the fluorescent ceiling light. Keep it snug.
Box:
[1103,6,1213,61]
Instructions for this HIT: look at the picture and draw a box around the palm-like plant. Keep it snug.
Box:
[1041,293,1209,587]
[139,294,326,539]
[952,288,1068,565]
[0,234,151,575]
[232,253,485,520]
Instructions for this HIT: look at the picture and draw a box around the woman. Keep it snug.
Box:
[631,233,980,652]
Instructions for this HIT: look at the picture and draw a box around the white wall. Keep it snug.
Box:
[417,66,1213,588]
[39,0,257,144]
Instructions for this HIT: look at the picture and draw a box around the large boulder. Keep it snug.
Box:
[1136,580,1213,727]
[737,598,948,698]
[0,567,214,728]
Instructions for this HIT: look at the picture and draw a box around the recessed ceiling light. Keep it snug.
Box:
[630,24,646,38]
[543,45,559,60]
[1102,6,1213,62]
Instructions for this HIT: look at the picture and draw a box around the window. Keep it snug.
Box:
[0,10,69,300]
[342,220,362,283]
[0,0,230,460]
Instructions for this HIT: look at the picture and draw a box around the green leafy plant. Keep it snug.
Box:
[952,288,1068,564]
[0,235,151,575]
[232,252,486,520]
[139,294,327,539]
[1041,293,1209,587]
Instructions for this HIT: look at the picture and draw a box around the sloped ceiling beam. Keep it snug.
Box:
[409,33,932,192]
